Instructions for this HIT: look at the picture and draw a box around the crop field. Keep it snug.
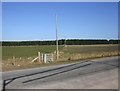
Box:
[2,44,119,71]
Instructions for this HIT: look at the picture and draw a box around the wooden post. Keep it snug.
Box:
[41,53,43,62]
[12,56,15,66]
[13,56,15,60]
[38,52,40,63]
[51,53,53,61]
[44,54,47,63]
[56,15,58,60]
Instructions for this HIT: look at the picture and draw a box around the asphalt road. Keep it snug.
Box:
[2,56,119,89]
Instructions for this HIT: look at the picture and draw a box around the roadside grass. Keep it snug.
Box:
[59,44,119,61]
[2,44,119,71]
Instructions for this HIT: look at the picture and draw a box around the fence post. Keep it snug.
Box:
[51,53,53,61]
[12,56,15,66]
[41,53,43,62]
[38,52,40,63]
[44,54,47,63]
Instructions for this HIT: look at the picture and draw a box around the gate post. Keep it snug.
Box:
[38,52,40,63]
[44,54,47,63]
[41,53,43,62]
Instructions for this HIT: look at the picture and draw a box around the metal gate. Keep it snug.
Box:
[44,53,53,63]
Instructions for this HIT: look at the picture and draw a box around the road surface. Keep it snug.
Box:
[2,56,119,89]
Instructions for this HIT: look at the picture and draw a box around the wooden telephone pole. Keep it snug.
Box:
[56,15,59,60]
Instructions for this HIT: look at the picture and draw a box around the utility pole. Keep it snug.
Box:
[56,15,59,60]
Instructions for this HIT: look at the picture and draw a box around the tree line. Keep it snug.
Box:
[2,39,119,46]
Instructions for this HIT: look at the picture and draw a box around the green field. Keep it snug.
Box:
[2,45,63,60]
[2,44,119,71]
[2,44,119,60]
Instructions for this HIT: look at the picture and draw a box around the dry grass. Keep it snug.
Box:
[58,44,119,61]
[2,44,119,71]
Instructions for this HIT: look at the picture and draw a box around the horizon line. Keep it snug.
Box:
[1,38,119,42]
